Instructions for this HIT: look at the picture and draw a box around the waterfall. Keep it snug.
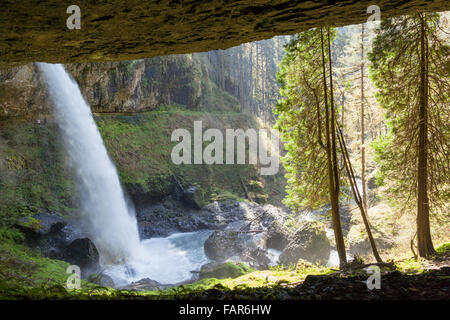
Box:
[38,63,214,286]
[37,63,142,265]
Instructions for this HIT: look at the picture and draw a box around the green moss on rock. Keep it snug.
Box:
[199,262,255,280]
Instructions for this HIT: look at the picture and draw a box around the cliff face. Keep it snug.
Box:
[0,55,233,119]
[0,37,287,120]
[0,38,288,222]
[0,64,49,121]
[65,56,211,114]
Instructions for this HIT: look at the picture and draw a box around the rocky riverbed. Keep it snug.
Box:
[16,193,341,289]
[17,185,397,292]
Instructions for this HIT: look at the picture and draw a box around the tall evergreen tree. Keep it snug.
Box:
[275,27,348,267]
[369,13,449,258]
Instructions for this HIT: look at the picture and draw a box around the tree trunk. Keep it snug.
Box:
[321,27,347,267]
[337,124,383,263]
[249,44,254,112]
[417,13,435,258]
[360,24,368,213]
[239,48,244,112]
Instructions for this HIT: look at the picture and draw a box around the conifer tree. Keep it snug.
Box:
[275,27,348,267]
[369,13,449,258]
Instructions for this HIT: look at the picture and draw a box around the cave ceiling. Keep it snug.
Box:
[1,0,449,67]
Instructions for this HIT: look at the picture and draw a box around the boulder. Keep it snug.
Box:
[183,185,206,209]
[202,203,294,269]
[204,228,270,269]
[15,212,67,241]
[347,224,394,256]
[204,230,241,262]
[279,220,331,266]
[88,273,115,288]
[241,247,271,269]
[63,238,100,270]
[121,278,170,291]
[199,262,253,280]
[264,221,290,251]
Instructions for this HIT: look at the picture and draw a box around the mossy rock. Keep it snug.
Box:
[279,220,331,266]
[183,185,207,209]
[199,262,254,280]
[347,223,394,256]
[87,273,115,288]
[295,258,315,272]
[436,242,450,254]
[15,213,67,241]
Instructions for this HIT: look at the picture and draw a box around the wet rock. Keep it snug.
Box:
[88,273,115,288]
[279,220,331,266]
[183,185,206,209]
[15,212,67,241]
[137,197,206,238]
[121,278,170,291]
[63,238,100,270]
[47,247,63,260]
[264,221,290,251]
[14,213,90,262]
[3,1,445,68]
[242,247,272,269]
[136,198,235,239]
[204,227,270,269]
[137,198,291,240]
[367,175,378,190]
[137,198,292,268]
[199,262,253,280]
[204,230,241,261]
[200,202,292,269]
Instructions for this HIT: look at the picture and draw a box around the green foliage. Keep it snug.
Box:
[369,13,449,215]
[21,216,42,231]
[435,242,450,254]
[0,121,77,227]
[96,107,285,204]
[274,27,345,211]
[0,227,70,295]
[199,262,255,280]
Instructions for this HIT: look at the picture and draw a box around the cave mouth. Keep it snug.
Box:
[0,1,449,302]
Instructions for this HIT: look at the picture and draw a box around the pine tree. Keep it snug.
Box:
[335,23,383,212]
[369,13,449,258]
[275,27,348,267]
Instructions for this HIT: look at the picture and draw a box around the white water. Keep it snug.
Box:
[38,63,142,265]
[38,63,213,286]
[267,248,282,267]
[105,231,212,286]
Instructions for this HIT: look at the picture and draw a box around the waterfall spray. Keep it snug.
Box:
[37,63,142,264]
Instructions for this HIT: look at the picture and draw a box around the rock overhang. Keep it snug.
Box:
[1,0,449,67]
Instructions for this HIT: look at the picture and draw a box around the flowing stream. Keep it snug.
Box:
[38,63,210,285]
[104,230,212,286]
